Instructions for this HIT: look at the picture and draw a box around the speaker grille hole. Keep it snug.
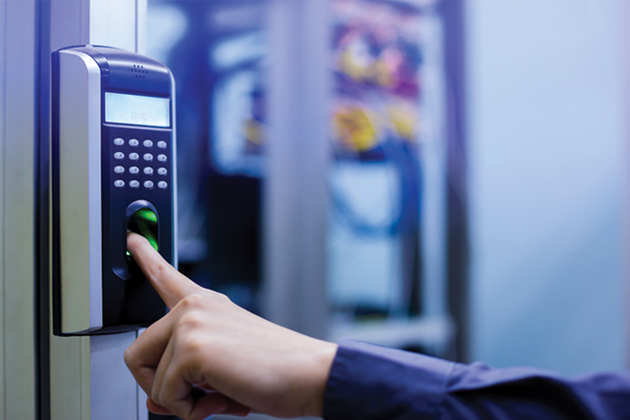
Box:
[131,64,147,78]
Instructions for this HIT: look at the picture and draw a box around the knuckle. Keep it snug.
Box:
[176,311,203,331]
[151,387,162,406]
[179,293,204,310]
[207,291,231,306]
[149,260,169,281]
[158,389,172,411]
[123,347,133,367]
[175,310,204,337]
[216,292,231,303]
[123,345,143,372]
[179,335,203,356]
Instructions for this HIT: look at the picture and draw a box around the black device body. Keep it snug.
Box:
[51,45,177,335]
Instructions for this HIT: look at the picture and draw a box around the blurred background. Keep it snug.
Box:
[3,0,628,419]
[145,0,629,378]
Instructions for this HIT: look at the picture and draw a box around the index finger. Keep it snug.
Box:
[127,232,202,309]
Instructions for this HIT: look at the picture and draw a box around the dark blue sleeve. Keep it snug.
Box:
[322,340,630,420]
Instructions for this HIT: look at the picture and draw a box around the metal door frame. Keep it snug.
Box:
[34,1,149,419]
[1,1,37,418]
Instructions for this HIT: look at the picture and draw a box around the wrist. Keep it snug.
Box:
[303,341,339,417]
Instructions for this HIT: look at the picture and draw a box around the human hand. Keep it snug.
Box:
[124,232,338,420]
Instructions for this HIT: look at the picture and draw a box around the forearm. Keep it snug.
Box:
[323,340,630,420]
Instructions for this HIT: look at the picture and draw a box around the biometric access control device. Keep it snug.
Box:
[51,45,177,335]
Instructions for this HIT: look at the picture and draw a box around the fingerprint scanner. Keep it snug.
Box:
[127,208,158,257]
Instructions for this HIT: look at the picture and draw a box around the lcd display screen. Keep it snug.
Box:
[105,92,170,127]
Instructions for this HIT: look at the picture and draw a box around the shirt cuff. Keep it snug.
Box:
[323,339,454,420]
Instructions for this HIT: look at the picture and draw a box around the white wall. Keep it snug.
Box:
[468,0,628,374]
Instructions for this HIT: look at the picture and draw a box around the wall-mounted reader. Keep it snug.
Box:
[51,45,177,335]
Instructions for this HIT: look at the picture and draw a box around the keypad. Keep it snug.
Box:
[111,135,170,191]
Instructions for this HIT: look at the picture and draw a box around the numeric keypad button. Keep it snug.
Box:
[144,180,154,189]
[114,166,124,174]
[157,167,167,176]
[144,153,153,162]
[158,181,168,189]
[129,153,139,161]
[114,152,124,160]
[129,139,139,147]
[129,166,139,175]
[114,180,125,188]
[129,180,140,189]
[113,137,124,146]
[157,141,167,149]
[144,167,154,175]
[157,154,167,162]
[143,139,153,148]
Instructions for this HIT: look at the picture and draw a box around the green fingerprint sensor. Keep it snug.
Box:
[126,208,158,257]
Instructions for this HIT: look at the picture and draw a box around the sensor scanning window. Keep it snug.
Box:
[127,208,158,257]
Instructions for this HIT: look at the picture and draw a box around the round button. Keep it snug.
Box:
[143,153,153,162]
[157,167,167,176]
[129,139,139,147]
[129,166,139,175]
[114,166,125,174]
[114,180,125,188]
[129,180,140,189]
[113,137,124,146]
[129,153,139,161]
[157,154,167,162]
[157,141,167,149]
[144,167,154,175]
[144,180,154,189]
[158,181,168,189]
[143,139,153,148]
[114,152,124,160]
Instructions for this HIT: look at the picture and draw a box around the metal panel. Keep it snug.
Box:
[625,0,630,372]
[90,333,138,418]
[49,336,90,419]
[440,0,469,362]
[50,0,89,52]
[58,50,103,334]
[170,72,178,269]
[89,0,138,52]
[136,0,148,55]
[262,0,331,339]
[0,1,6,417]
[3,0,37,418]
[46,0,147,419]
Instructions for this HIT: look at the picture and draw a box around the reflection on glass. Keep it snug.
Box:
[147,0,266,313]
